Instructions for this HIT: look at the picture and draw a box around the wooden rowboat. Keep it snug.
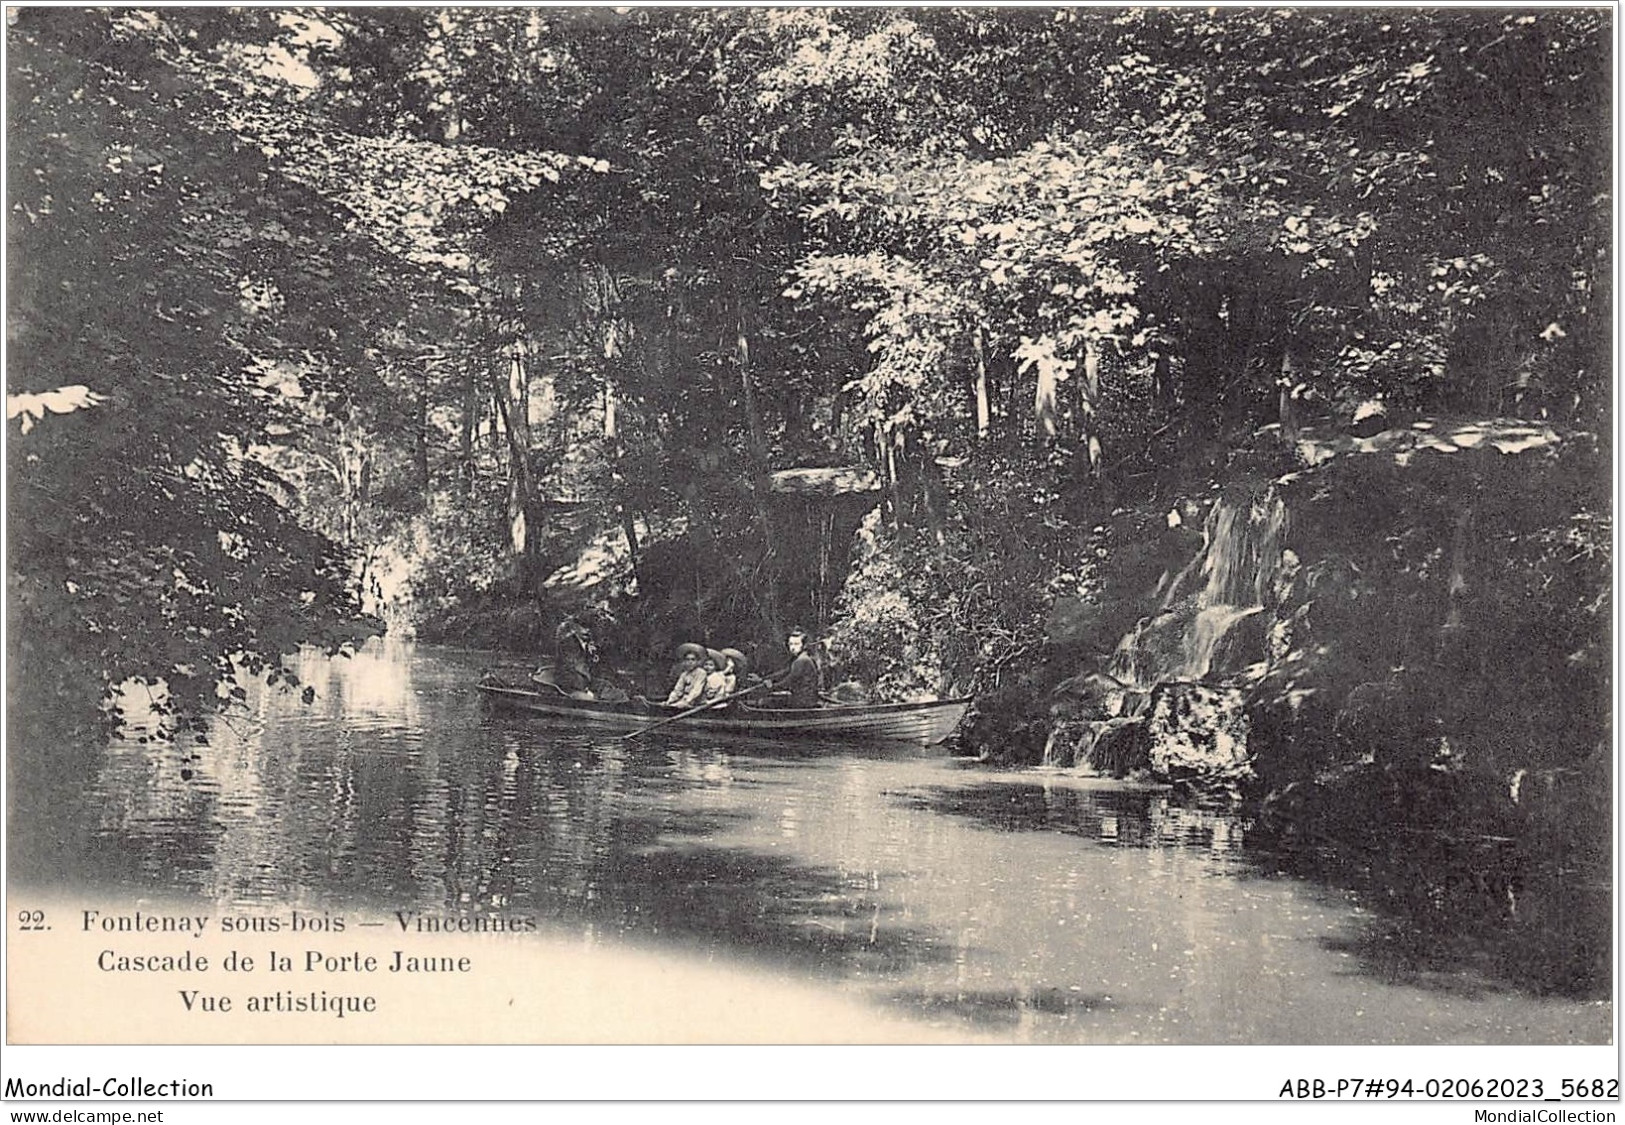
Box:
[476,680,971,746]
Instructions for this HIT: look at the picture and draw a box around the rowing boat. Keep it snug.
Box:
[476,680,971,745]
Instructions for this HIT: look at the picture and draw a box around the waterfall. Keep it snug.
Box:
[1107,488,1287,691]
[1057,487,1286,781]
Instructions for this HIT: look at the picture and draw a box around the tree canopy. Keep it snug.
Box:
[8,6,1610,738]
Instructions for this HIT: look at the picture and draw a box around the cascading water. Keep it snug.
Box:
[1049,487,1287,780]
[1107,488,1287,691]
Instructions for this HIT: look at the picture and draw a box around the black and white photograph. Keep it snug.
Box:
[3,2,1615,1111]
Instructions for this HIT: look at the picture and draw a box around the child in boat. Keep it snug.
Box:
[697,648,747,705]
[663,643,709,707]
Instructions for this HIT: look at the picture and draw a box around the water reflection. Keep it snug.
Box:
[11,640,1608,1044]
[899,779,1251,855]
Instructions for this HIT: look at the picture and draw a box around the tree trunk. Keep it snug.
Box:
[735,309,785,640]
[600,317,642,593]
[1081,338,1100,416]
[972,325,991,440]
[414,367,430,502]
[1278,347,1300,439]
[460,355,480,495]
[491,340,546,592]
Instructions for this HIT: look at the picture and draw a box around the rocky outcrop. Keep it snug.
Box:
[1050,484,1279,785]
[1036,418,1601,799]
[1043,673,1253,787]
[1144,683,1252,782]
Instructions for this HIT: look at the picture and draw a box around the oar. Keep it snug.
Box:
[620,680,771,740]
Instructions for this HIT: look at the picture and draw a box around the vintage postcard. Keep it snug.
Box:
[4,4,1614,1111]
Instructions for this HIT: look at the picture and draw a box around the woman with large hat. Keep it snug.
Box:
[662,642,710,707]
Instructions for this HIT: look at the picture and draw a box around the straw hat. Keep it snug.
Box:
[675,642,707,662]
[719,648,748,678]
[706,648,728,671]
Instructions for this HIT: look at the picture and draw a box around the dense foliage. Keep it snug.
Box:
[1247,436,1611,996]
[8,8,1608,749]
[10,10,381,747]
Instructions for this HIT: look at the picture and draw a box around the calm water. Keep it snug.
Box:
[16,640,1608,1044]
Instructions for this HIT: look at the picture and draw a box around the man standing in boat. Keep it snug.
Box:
[766,628,822,709]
